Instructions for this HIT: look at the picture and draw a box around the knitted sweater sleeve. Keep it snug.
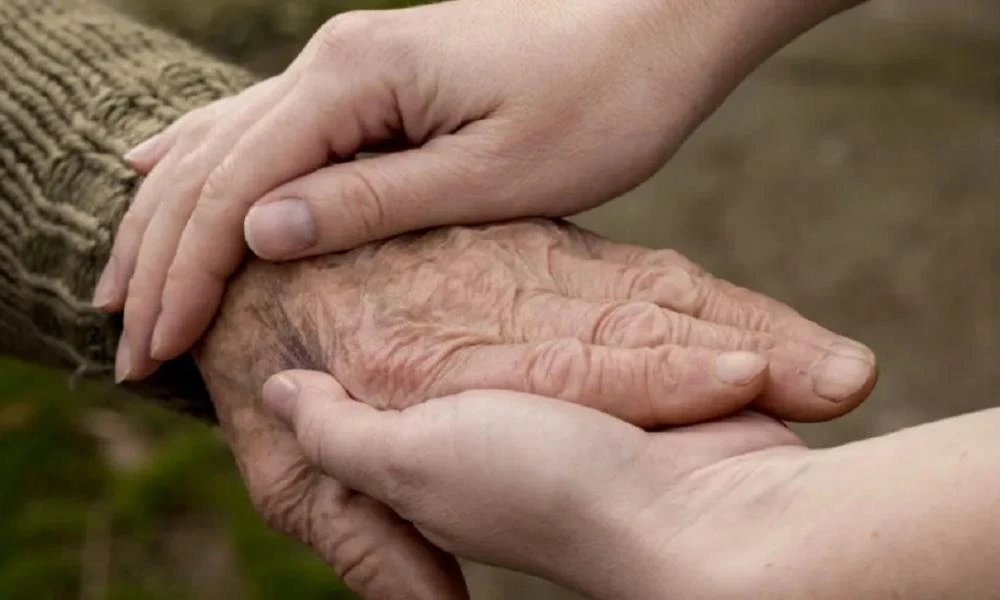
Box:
[0,0,256,417]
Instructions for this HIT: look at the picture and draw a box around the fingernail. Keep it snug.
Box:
[123,133,162,166]
[812,345,875,402]
[245,199,318,258]
[715,351,768,386]
[262,374,300,422]
[114,339,132,384]
[91,257,119,310]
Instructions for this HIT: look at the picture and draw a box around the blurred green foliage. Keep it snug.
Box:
[2,0,429,598]
[0,359,353,599]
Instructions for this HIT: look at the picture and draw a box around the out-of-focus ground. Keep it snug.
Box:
[2,0,997,598]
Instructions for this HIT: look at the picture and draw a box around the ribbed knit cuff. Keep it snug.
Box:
[0,0,255,418]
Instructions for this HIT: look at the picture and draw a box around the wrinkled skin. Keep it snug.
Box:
[195,219,876,599]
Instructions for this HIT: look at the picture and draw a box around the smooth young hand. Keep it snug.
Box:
[91,0,859,376]
[261,369,809,600]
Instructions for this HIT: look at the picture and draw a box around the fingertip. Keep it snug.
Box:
[92,256,124,312]
[114,335,131,384]
[810,342,878,405]
[124,132,167,172]
[244,198,319,260]
[147,308,201,362]
[262,370,352,422]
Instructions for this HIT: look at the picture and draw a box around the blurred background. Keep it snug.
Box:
[1,0,996,598]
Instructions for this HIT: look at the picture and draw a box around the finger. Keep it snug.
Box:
[148,85,338,360]
[576,241,877,419]
[429,341,767,428]
[507,290,775,350]
[216,372,468,600]
[96,79,289,313]
[580,238,851,343]
[509,291,873,422]
[124,119,185,173]
[92,149,185,312]
[262,371,412,503]
[130,81,296,361]
[552,252,795,337]
[118,170,206,380]
[242,124,510,260]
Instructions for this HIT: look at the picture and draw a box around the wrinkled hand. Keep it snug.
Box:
[195,220,874,599]
[210,221,873,425]
[91,0,845,371]
[261,369,809,600]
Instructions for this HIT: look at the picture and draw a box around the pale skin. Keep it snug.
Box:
[93,0,997,595]
[91,0,869,381]
[200,221,877,599]
[263,369,1000,600]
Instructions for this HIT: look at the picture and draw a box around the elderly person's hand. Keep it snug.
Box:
[195,220,875,599]
[94,0,865,373]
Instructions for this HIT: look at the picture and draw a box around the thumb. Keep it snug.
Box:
[243,125,518,259]
[262,370,411,503]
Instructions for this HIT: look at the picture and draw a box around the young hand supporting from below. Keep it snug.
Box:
[263,369,1000,600]
[91,0,868,378]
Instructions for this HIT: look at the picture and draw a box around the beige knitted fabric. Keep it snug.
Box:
[0,0,255,417]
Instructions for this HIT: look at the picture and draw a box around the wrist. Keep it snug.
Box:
[662,0,868,95]
[582,446,818,600]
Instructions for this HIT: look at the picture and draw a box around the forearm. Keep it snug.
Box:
[759,409,1000,598]
[716,0,870,67]
[0,0,254,413]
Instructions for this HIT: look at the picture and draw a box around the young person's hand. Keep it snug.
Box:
[93,0,862,372]
[261,369,807,600]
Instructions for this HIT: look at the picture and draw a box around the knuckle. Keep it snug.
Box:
[647,249,705,275]
[117,205,147,236]
[297,411,331,465]
[174,148,206,176]
[316,11,380,57]
[629,267,704,314]
[379,442,419,509]
[707,289,774,331]
[335,542,384,594]
[178,108,216,140]
[649,346,682,396]
[122,275,157,313]
[523,339,590,399]
[594,302,675,346]
[338,170,388,240]
[161,264,188,292]
[248,464,316,539]
[201,154,237,202]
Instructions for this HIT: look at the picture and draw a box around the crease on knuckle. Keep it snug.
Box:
[595,301,679,346]
[649,249,705,276]
[200,154,237,203]
[249,462,318,540]
[379,431,421,510]
[303,489,387,587]
[335,534,384,593]
[339,170,387,241]
[523,339,590,400]
[632,267,705,315]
